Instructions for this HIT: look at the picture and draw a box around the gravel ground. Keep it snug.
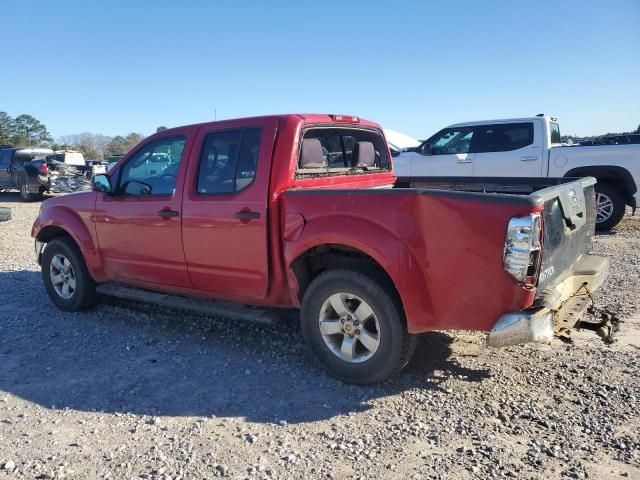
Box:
[1,193,639,480]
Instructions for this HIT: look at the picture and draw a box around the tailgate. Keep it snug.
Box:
[532,177,597,295]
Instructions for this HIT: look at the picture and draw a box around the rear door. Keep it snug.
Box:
[181,118,278,299]
[410,126,475,177]
[471,122,543,177]
[94,131,194,287]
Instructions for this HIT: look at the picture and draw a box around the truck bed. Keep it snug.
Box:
[282,176,597,333]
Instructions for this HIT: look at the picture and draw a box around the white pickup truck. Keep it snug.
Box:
[393,116,639,229]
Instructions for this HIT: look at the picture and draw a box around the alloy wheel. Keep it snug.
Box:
[49,254,77,300]
[595,192,614,223]
[318,292,380,363]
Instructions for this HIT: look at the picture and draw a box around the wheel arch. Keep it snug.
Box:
[564,165,637,205]
[289,243,401,306]
[34,207,106,281]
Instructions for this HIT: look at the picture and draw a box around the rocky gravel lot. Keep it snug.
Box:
[0,194,639,480]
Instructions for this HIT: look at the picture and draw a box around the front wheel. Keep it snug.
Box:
[41,237,99,311]
[594,182,626,231]
[301,269,416,385]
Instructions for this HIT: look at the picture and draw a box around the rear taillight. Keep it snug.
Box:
[40,162,48,174]
[503,213,542,285]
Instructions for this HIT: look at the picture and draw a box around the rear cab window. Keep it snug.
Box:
[296,127,390,178]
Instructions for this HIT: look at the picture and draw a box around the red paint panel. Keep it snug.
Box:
[282,190,537,333]
[93,127,197,288]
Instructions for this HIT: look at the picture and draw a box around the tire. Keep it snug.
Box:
[594,182,626,230]
[19,179,37,202]
[301,269,416,385]
[41,237,99,311]
[0,206,11,222]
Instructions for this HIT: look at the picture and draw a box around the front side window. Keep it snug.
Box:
[550,122,561,144]
[470,123,534,153]
[425,128,474,155]
[196,127,261,194]
[119,137,185,196]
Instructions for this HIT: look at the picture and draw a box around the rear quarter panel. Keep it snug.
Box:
[549,144,640,182]
[282,189,539,333]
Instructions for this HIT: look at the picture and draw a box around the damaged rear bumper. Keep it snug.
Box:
[487,254,609,348]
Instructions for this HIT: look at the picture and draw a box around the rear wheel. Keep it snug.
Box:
[41,237,99,311]
[19,181,36,202]
[594,182,626,230]
[300,269,416,385]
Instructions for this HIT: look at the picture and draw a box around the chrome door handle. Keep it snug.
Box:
[520,156,538,162]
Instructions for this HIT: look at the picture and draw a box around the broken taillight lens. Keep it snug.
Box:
[503,213,542,285]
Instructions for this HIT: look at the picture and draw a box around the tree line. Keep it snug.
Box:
[0,112,52,147]
[0,111,150,160]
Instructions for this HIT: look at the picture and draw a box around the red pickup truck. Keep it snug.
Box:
[32,114,608,384]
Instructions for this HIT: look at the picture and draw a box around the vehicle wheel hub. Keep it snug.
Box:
[49,253,77,300]
[595,192,614,223]
[318,292,380,364]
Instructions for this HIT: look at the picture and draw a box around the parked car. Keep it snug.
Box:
[32,114,607,384]
[393,116,640,229]
[0,147,53,200]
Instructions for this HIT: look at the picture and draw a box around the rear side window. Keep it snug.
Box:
[297,127,390,177]
[196,127,262,194]
[550,122,561,144]
[470,123,534,153]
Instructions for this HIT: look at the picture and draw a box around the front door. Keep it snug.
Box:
[95,133,194,288]
[181,119,277,299]
[410,126,475,177]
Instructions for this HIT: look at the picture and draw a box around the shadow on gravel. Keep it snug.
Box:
[0,270,490,424]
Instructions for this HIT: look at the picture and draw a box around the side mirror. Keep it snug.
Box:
[91,174,112,194]
[420,143,433,156]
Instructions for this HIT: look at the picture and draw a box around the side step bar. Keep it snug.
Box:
[96,283,280,325]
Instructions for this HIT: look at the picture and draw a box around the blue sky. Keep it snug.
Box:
[1,0,639,139]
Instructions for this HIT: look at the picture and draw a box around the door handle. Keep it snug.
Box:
[520,156,538,162]
[234,211,260,220]
[157,209,179,218]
